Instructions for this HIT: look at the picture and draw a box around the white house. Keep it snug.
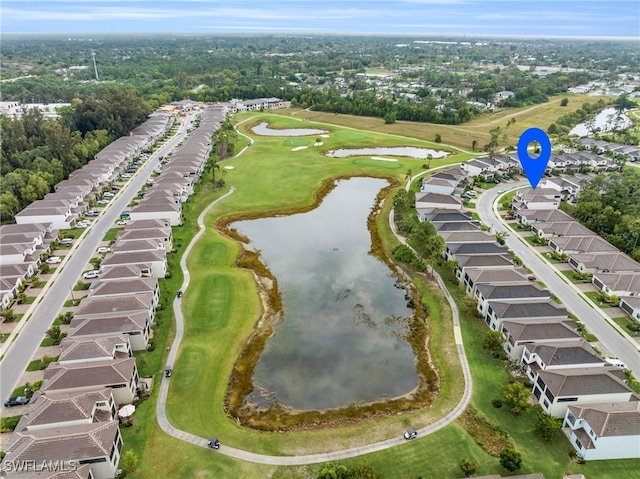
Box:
[563,401,640,460]
[531,367,636,418]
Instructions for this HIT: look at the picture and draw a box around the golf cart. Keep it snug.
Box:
[164,366,172,378]
[207,438,220,449]
[403,428,417,440]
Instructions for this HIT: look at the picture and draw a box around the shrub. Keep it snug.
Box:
[499,448,522,472]
[459,459,477,477]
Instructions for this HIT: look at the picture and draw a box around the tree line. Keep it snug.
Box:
[572,170,640,261]
[0,87,150,222]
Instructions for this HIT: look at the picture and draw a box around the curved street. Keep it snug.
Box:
[476,183,640,378]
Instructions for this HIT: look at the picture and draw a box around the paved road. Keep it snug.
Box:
[0,114,196,404]
[476,183,640,378]
[154,161,473,464]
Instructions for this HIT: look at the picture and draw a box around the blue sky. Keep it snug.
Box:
[2,0,639,38]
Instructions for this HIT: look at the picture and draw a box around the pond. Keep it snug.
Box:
[326,146,449,159]
[233,178,419,411]
[251,121,328,137]
[569,107,632,137]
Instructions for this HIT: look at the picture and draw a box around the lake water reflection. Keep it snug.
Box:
[234,178,418,411]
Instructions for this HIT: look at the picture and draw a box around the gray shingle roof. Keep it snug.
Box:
[568,401,640,437]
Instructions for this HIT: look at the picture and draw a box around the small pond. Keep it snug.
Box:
[233,177,418,411]
[251,122,328,137]
[326,146,449,159]
[569,108,632,137]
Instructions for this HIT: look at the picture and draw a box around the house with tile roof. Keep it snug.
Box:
[485,300,567,332]
[58,335,132,364]
[460,267,529,295]
[501,319,583,360]
[521,340,605,383]
[41,357,138,405]
[475,283,550,317]
[563,401,640,460]
[68,312,150,351]
[14,389,116,433]
[1,420,122,479]
[569,252,640,275]
[532,367,636,417]
[592,271,640,297]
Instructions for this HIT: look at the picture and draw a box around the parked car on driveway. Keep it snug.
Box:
[86,211,99,217]
[121,174,132,179]
[45,256,61,264]
[59,238,73,245]
[83,270,100,279]
[97,247,111,254]
[103,192,115,197]
[504,215,516,220]
[4,396,29,407]
[97,199,110,205]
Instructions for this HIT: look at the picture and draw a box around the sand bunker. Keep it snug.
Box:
[370,156,398,162]
[314,142,324,147]
[320,134,330,138]
[291,146,309,152]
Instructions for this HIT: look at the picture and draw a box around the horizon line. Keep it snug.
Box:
[2,31,639,41]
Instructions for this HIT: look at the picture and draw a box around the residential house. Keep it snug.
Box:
[531,367,636,418]
[563,401,640,460]
[2,421,122,479]
[414,192,462,210]
[619,296,640,321]
[433,221,481,232]
[74,295,156,324]
[41,357,139,405]
[501,319,583,360]
[58,335,132,364]
[1,464,95,478]
[485,300,567,332]
[568,252,640,274]
[128,201,181,226]
[455,255,515,279]
[117,226,172,250]
[460,267,529,295]
[532,221,594,239]
[521,340,605,383]
[68,312,151,351]
[549,236,617,256]
[419,209,472,224]
[444,242,508,262]
[420,177,458,195]
[14,389,116,432]
[439,231,496,244]
[110,239,166,254]
[475,283,550,317]
[592,271,640,297]
[99,250,167,278]
[517,209,573,226]
[88,277,159,310]
[98,265,152,281]
[14,200,75,230]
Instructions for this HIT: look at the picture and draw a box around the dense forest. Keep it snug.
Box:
[0,87,149,221]
[572,171,640,261]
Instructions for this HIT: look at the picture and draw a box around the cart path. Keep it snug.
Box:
[155,149,472,467]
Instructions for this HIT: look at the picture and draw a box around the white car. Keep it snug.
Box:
[83,270,100,279]
[497,189,505,194]
[116,220,129,226]
[97,199,110,205]
[45,256,62,264]
[59,238,73,245]
[121,173,132,179]
[97,247,111,254]
[103,192,115,197]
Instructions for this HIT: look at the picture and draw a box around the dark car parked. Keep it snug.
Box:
[4,396,29,407]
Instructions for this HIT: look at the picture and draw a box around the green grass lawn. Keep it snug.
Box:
[126,112,639,479]
[612,316,640,336]
[26,359,42,372]
[561,270,592,284]
[103,228,120,242]
[584,291,614,308]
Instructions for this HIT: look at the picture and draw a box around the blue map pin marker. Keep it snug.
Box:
[517,127,551,190]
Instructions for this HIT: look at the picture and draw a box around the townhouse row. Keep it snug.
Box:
[1,104,226,479]
[414,168,639,462]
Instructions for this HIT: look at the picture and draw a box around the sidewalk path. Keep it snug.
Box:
[155,180,472,465]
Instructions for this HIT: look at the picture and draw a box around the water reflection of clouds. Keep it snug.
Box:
[235,178,418,410]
